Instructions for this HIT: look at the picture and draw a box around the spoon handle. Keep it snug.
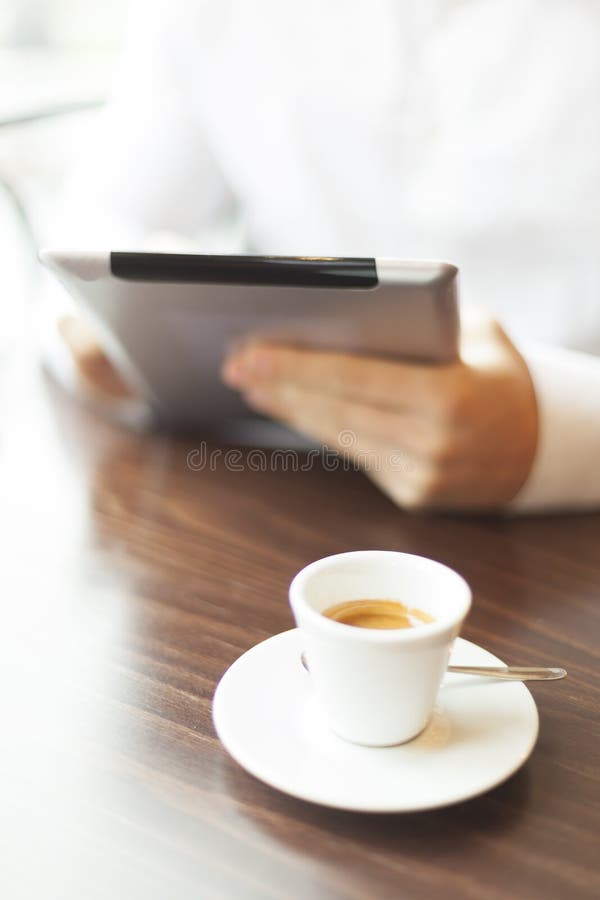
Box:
[299,652,566,681]
[447,665,567,681]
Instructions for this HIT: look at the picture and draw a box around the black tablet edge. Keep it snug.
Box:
[110,252,378,288]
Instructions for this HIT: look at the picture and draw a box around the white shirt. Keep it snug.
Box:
[46,0,600,510]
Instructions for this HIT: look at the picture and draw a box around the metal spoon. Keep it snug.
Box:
[299,652,566,682]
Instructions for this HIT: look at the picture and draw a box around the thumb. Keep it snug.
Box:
[58,314,134,399]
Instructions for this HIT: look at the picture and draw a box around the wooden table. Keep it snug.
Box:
[1,354,599,900]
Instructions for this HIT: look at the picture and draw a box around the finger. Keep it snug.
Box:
[223,341,453,411]
[241,379,431,458]
[58,315,133,399]
[240,379,487,509]
[365,463,440,510]
[244,381,425,490]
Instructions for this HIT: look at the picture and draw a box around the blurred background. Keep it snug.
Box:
[0,0,123,358]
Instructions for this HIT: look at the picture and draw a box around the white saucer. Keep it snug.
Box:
[213,629,539,813]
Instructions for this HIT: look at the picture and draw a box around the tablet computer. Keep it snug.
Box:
[40,251,459,433]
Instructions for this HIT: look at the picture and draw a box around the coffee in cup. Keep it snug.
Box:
[323,599,434,630]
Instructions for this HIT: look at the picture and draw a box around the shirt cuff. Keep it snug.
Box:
[509,342,600,512]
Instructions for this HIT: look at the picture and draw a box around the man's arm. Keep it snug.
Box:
[221,316,600,513]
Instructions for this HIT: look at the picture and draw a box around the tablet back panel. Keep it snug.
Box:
[40,251,459,428]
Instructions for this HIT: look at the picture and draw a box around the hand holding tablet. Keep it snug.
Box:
[40,251,459,425]
[41,250,537,509]
[223,312,538,510]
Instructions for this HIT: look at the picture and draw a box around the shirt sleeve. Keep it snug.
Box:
[44,0,234,248]
[509,342,600,511]
[38,1,234,423]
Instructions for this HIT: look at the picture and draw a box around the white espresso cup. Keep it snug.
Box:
[289,550,471,746]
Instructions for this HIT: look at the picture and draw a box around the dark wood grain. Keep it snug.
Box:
[1,354,599,900]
